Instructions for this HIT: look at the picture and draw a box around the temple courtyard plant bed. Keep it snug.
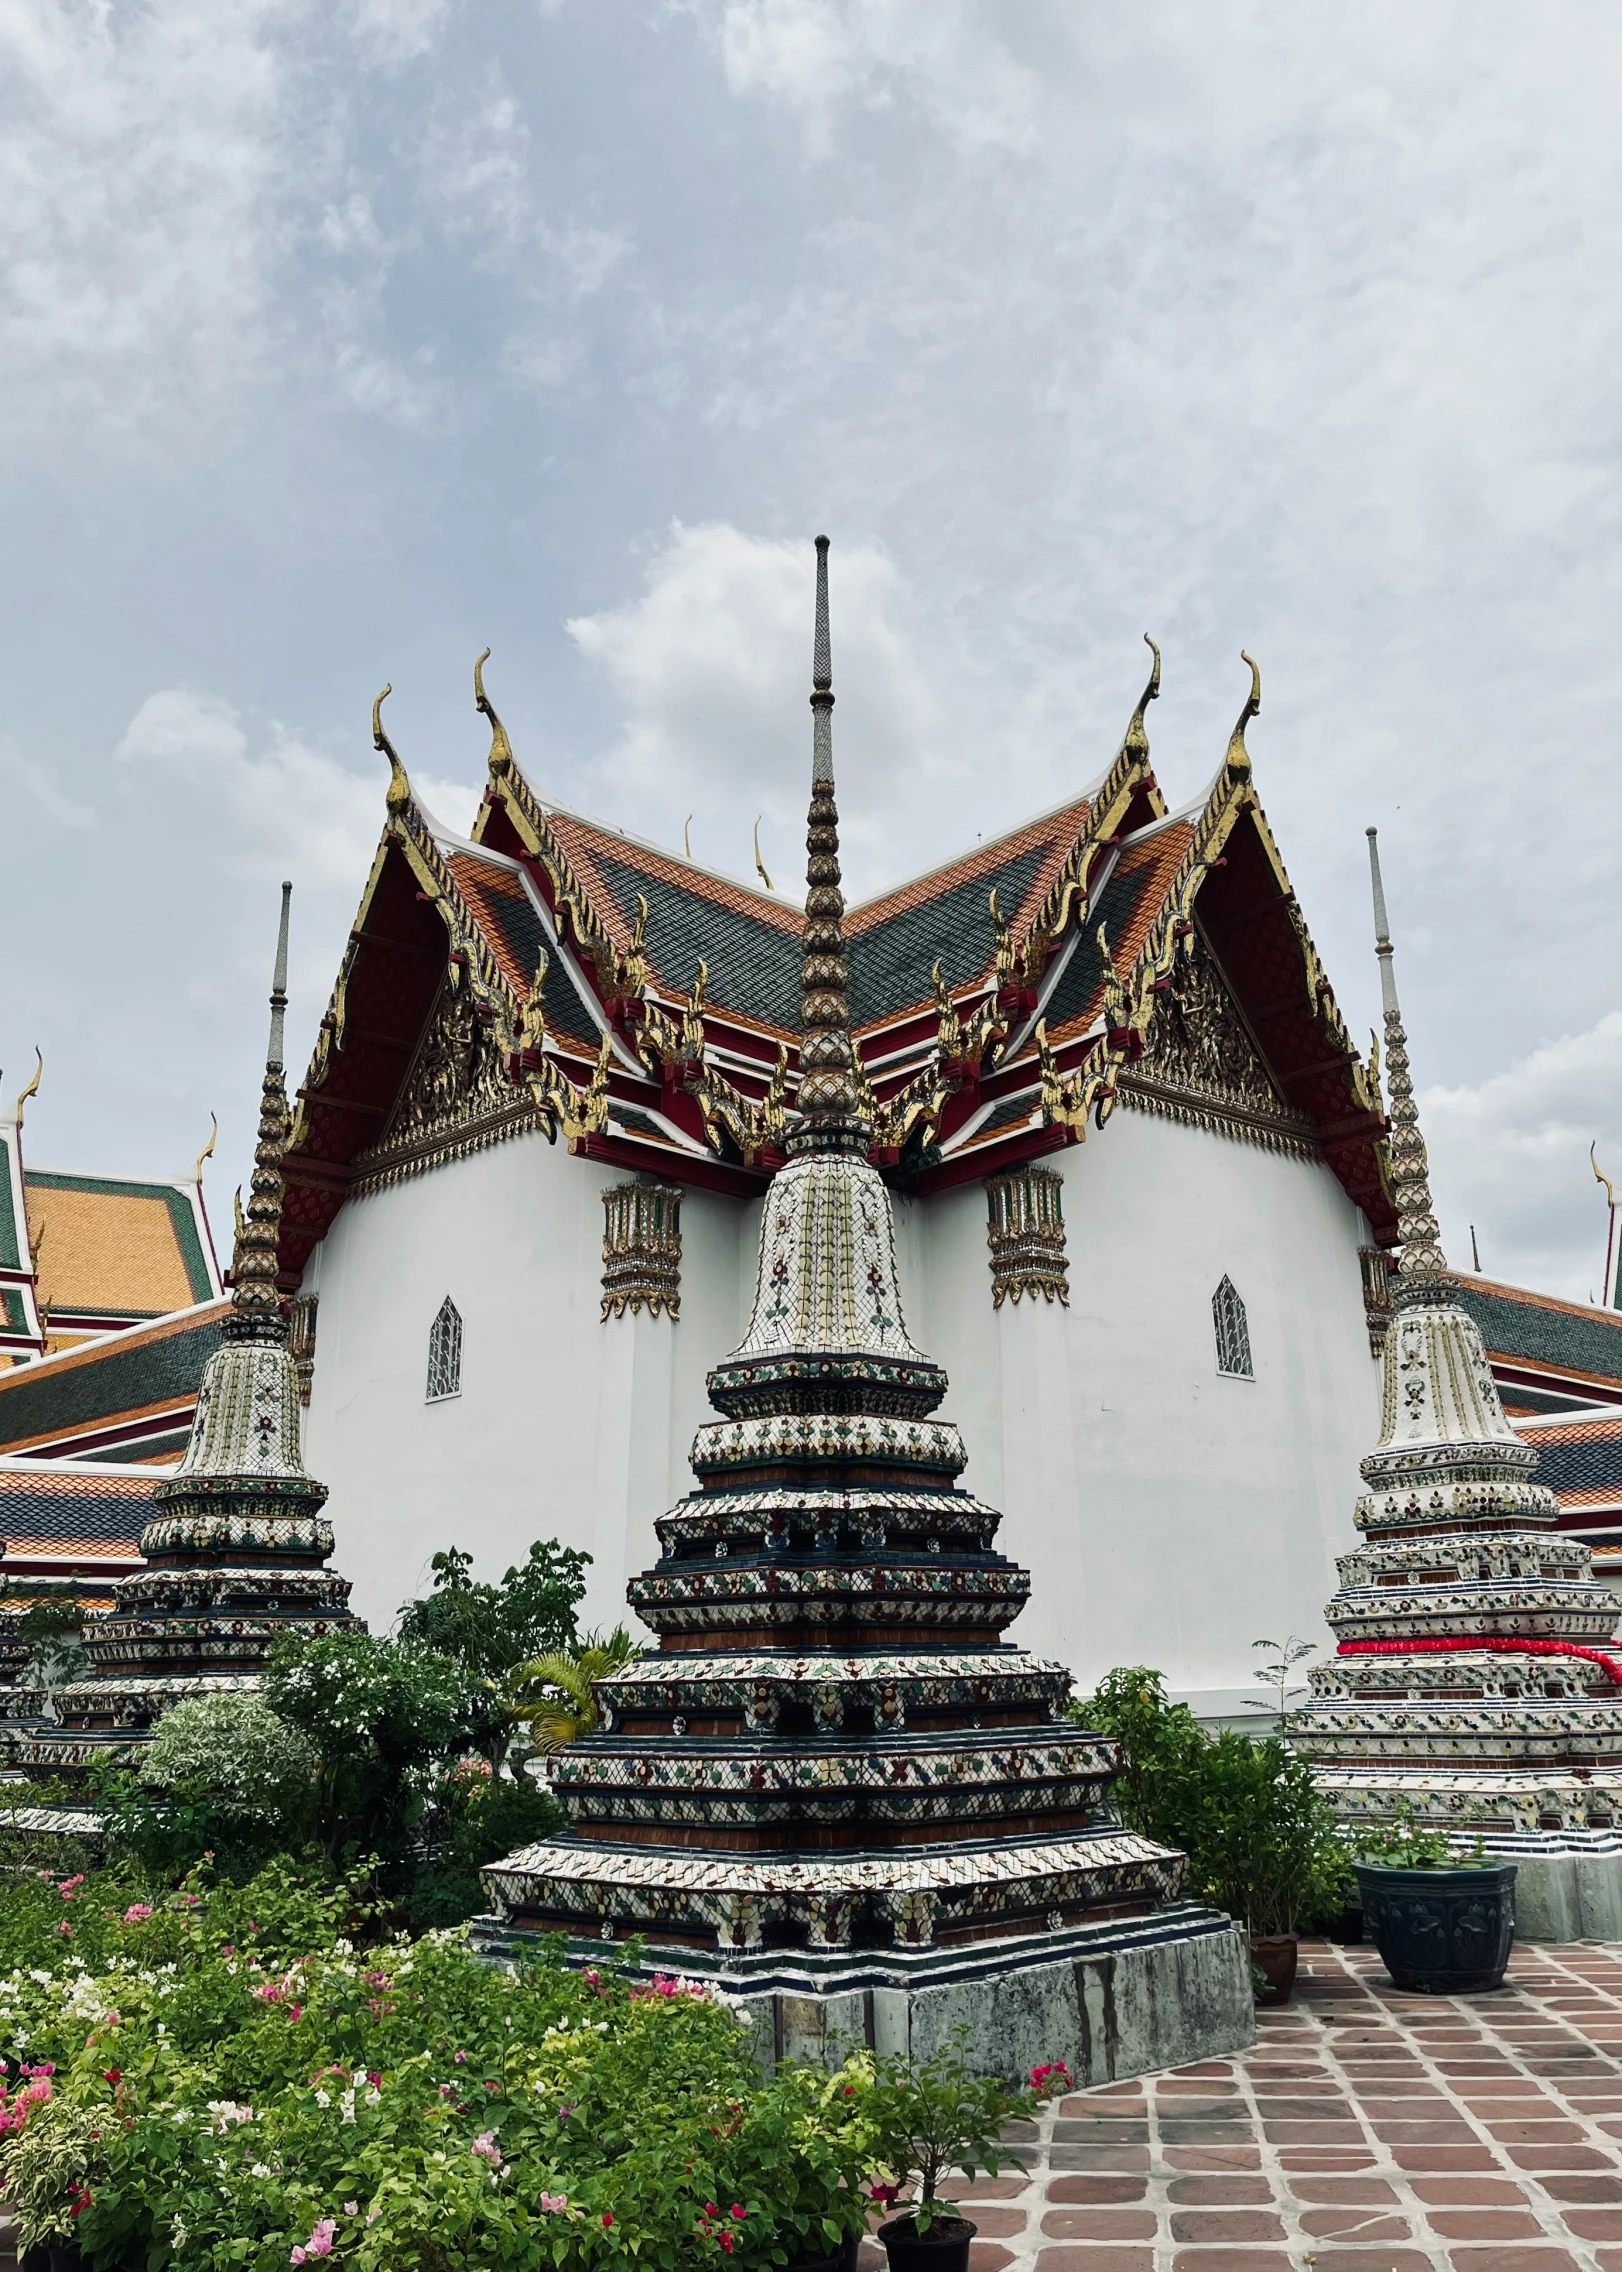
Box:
[0,1859,892,2270]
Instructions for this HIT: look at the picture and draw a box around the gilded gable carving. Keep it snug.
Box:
[1120,932,1319,1157]
[353,978,539,1196]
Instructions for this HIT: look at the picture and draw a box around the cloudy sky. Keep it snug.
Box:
[1,0,1617,1302]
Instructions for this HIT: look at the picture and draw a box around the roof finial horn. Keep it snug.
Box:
[1225,651,1260,775]
[373,685,412,815]
[13,1048,42,1130]
[1124,634,1161,756]
[474,649,513,778]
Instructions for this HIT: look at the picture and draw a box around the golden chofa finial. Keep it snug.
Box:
[474,648,513,778]
[13,1048,42,1129]
[1595,1143,1617,1211]
[194,1112,218,1185]
[1225,651,1261,775]
[1124,634,1162,756]
[754,818,774,892]
[373,684,412,814]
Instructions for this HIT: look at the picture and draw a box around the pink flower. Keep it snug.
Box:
[59,1875,86,1901]
[122,1903,153,1924]
[343,2203,359,2217]
[290,2218,336,2263]
[57,1921,73,1939]
[539,2191,569,2213]
[471,2130,502,2167]
[453,2050,468,2064]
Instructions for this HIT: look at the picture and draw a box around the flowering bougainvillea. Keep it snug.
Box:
[0,1860,901,2269]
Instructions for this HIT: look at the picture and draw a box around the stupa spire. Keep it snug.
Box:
[230,882,293,1329]
[1367,828,1448,1297]
[794,536,867,1152]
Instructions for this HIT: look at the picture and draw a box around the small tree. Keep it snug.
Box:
[263,1632,480,1878]
[396,1540,590,1765]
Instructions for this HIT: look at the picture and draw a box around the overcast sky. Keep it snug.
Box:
[1,0,1617,1303]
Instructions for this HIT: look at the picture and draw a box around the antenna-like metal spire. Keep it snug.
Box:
[794,535,865,1150]
[268,880,291,1072]
[1367,828,1448,1296]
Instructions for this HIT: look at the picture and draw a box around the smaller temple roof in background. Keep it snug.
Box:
[0,1299,228,1465]
[0,1456,153,1588]
[1516,1407,1622,1578]
[24,1168,221,1349]
[1454,1273,1622,1416]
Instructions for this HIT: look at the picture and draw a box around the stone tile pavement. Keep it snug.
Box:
[857,1938,1622,2272]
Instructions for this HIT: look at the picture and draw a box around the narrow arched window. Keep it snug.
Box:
[1212,1275,1253,1379]
[426,1296,462,1402]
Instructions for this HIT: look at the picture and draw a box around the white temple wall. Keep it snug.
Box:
[301,1133,753,1634]
[905,1108,1381,1716]
[303,1109,1377,1707]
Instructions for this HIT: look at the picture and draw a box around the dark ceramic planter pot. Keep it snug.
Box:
[1355,1862,1517,1994]
[877,2211,977,2271]
[1250,1932,1299,2004]
[21,2249,148,2272]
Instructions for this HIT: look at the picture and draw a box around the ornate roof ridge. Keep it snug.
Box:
[1454,1272,1622,1330]
[0,1295,230,1386]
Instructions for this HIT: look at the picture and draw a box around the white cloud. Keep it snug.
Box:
[566,522,951,895]
[0,0,291,452]
[1423,1013,1622,1307]
[114,688,477,891]
[0,732,96,829]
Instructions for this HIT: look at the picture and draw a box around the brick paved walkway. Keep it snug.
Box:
[858,1938,1622,2272]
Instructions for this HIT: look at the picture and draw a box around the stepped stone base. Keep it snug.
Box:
[471,1901,1254,2084]
[1486,1843,1622,1943]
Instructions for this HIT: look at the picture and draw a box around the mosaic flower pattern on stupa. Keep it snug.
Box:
[728,1153,932,1365]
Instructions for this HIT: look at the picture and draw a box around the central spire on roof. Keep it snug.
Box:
[794,535,868,1153]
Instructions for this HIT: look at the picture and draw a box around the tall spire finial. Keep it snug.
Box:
[794,535,865,1151]
[811,532,834,785]
[231,884,295,1329]
[1367,828,1448,1296]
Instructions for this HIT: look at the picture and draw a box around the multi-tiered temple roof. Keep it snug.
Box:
[482,543,1204,1963]
[276,630,1396,1273]
[1295,835,1622,1849]
[6,890,360,1771]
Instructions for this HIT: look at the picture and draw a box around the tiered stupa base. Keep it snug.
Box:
[474,1891,1250,2085]
[1295,1283,1622,1943]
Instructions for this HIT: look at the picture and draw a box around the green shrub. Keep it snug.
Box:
[0,1857,887,2269]
[1076,1663,1349,1936]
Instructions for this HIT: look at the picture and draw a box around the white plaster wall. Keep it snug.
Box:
[301,1133,753,1634]
[905,1108,1382,1713]
[303,1108,1379,1707]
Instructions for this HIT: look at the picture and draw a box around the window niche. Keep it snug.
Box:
[426,1295,463,1402]
[1212,1275,1254,1379]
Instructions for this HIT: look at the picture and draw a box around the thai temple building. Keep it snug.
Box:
[3,889,361,1773]
[271,601,1415,1720]
[481,541,1252,2078]
[1294,832,1622,1940]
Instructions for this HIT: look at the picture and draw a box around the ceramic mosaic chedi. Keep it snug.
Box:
[6,889,361,1772]
[1293,833,1622,1849]
[483,543,1203,1962]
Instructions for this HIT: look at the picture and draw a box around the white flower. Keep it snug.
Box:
[314,2091,330,2109]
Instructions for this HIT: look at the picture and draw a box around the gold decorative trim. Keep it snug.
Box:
[1116,1076,1321,1161]
[601,1181,683,1320]
[985,1166,1069,1308]
[288,1294,318,1407]
[1360,1244,1393,1357]
[351,1097,546,1200]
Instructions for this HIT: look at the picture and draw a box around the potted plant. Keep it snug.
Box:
[1350,1806,1515,1994]
[864,2036,1068,2271]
